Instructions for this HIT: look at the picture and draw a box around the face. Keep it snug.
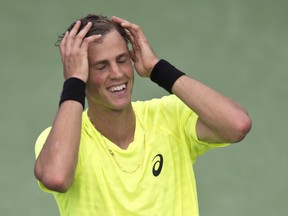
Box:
[86,30,134,112]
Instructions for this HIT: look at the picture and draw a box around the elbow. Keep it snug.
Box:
[41,175,71,193]
[34,162,72,193]
[36,173,72,193]
[229,114,252,143]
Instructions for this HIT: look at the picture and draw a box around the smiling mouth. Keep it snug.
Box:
[108,83,127,93]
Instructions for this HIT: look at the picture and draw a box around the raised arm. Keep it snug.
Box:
[34,21,101,192]
[112,16,251,144]
[172,75,251,143]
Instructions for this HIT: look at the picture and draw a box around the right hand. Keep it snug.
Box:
[59,21,102,82]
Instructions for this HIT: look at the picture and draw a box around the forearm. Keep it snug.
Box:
[34,21,101,192]
[34,101,83,192]
[109,17,252,143]
[172,75,251,143]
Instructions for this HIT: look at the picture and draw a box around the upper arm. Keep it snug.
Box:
[196,118,228,144]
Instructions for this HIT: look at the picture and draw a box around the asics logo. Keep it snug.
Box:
[152,154,163,177]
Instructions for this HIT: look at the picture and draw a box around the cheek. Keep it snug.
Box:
[88,68,104,83]
[86,72,104,93]
[123,61,134,77]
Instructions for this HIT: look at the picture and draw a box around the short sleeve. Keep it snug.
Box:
[35,127,51,158]
[34,127,54,193]
[184,112,230,163]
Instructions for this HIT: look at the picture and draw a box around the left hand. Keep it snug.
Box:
[112,16,159,77]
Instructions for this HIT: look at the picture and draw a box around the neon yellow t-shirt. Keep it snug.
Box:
[35,95,229,216]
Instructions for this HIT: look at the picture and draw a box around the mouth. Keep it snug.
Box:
[107,83,127,93]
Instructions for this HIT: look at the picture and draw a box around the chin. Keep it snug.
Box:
[107,98,132,111]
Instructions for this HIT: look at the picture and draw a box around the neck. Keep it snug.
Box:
[87,105,136,149]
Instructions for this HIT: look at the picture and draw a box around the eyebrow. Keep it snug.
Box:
[92,52,130,66]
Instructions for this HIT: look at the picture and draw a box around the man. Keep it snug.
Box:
[34,14,251,215]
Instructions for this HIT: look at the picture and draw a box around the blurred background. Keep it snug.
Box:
[0,0,287,215]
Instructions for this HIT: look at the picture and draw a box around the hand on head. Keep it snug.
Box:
[59,21,102,82]
[111,16,159,78]
[59,15,160,81]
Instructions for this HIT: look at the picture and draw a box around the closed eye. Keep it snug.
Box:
[117,54,129,64]
[95,63,107,70]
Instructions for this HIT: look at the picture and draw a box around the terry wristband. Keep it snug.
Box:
[59,77,86,109]
[150,59,185,93]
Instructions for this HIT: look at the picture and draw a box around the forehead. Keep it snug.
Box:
[88,30,129,64]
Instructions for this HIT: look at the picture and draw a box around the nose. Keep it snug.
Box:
[109,63,123,79]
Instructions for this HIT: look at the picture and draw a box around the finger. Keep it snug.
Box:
[120,22,147,47]
[125,29,136,47]
[74,22,93,47]
[112,16,141,34]
[60,31,69,51]
[111,16,128,24]
[59,31,69,62]
[129,49,137,62]
[112,16,145,55]
[65,21,82,51]
[112,16,139,35]
[126,25,146,55]
[68,20,81,38]
[81,34,102,50]
[112,16,145,42]
[77,22,92,37]
[130,34,140,53]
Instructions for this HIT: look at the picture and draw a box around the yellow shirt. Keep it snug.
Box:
[35,95,229,216]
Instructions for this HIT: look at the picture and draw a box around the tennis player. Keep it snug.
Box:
[34,14,252,216]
